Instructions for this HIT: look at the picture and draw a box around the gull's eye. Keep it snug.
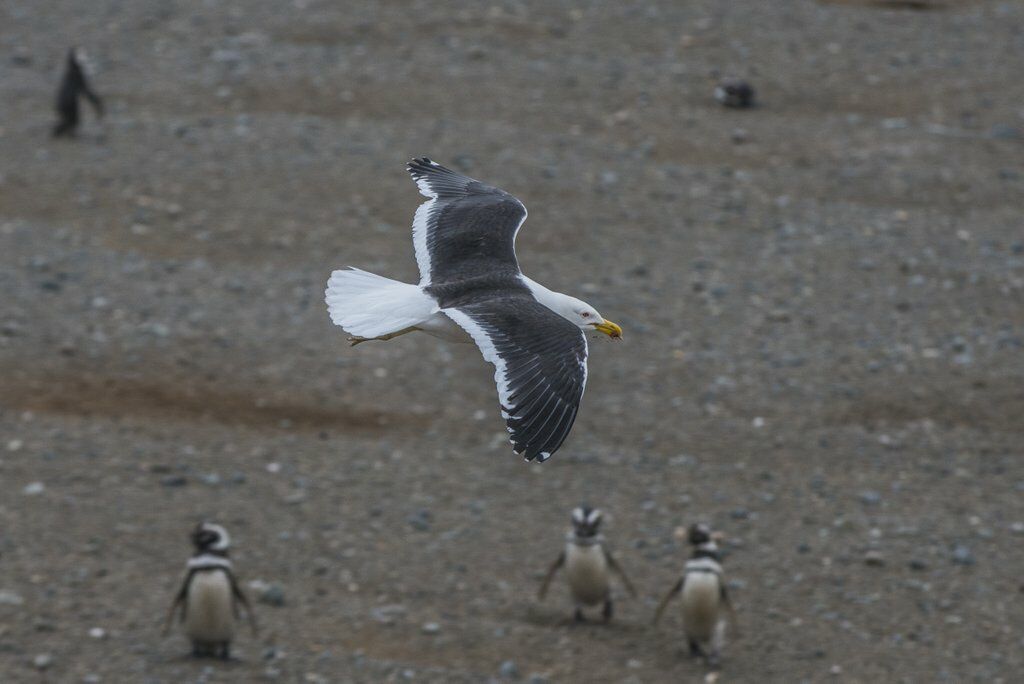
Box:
[580,311,591,318]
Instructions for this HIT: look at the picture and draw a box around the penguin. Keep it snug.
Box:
[163,523,257,659]
[52,47,104,138]
[653,523,737,668]
[537,506,636,622]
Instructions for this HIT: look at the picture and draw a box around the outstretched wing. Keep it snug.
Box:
[406,158,528,287]
[443,296,588,462]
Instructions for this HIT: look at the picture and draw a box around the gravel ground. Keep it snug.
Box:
[2,1,1023,682]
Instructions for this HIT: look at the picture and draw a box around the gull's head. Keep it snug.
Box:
[556,294,622,340]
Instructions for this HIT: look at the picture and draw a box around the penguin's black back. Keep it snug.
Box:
[53,48,102,138]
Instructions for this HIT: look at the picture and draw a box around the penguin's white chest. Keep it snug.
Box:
[185,569,235,643]
[681,573,722,642]
[565,543,609,606]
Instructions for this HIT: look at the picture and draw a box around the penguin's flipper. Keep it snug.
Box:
[720,583,740,639]
[537,551,565,601]
[652,577,684,626]
[228,571,258,636]
[603,549,637,598]
[162,573,191,636]
[81,81,104,117]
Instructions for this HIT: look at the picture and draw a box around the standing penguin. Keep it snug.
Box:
[163,523,257,659]
[52,47,104,138]
[653,524,737,668]
[537,506,636,622]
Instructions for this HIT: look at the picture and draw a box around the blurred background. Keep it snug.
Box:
[1,0,1022,681]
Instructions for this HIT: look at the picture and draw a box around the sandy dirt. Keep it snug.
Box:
[1,0,1023,682]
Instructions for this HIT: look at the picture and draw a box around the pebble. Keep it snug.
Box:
[407,509,432,531]
[23,481,45,495]
[421,621,441,634]
[951,545,975,566]
[160,475,188,487]
[858,490,882,506]
[863,550,885,567]
[33,653,53,670]
[499,660,520,679]
[250,580,286,606]
[0,589,24,605]
[88,627,107,639]
[714,79,755,108]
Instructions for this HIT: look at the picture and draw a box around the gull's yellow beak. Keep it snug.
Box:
[592,319,623,340]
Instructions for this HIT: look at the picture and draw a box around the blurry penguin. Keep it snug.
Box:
[537,506,636,622]
[653,523,737,669]
[163,523,257,659]
[52,47,104,138]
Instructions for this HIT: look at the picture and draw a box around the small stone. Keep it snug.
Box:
[370,604,406,624]
[421,621,441,634]
[863,550,885,567]
[909,559,928,571]
[0,589,24,605]
[160,475,188,487]
[715,79,755,108]
[33,654,53,670]
[250,580,285,606]
[858,490,882,506]
[88,627,107,639]
[407,510,432,532]
[951,545,974,566]
[499,660,520,679]
[626,658,643,669]
[23,482,45,495]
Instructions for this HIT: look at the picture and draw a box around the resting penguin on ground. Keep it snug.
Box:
[653,523,737,668]
[537,506,636,622]
[163,523,257,659]
[52,47,104,138]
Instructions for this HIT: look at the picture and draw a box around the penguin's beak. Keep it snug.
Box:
[592,319,623,340]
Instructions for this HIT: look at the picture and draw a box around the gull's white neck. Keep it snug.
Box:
[520,275,573,315]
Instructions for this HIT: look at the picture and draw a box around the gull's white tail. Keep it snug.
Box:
[325,268,436,338]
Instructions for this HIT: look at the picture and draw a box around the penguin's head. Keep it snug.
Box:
[571,505,603,538]
[688,523,712,546]
[191,522,231,554]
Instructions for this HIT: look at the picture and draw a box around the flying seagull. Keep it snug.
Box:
[325,158,622,462]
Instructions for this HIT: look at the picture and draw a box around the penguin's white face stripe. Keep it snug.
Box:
[586,509,602,526]
[201,523,231,551]
[188,554,233,570]
[572,507,585,524]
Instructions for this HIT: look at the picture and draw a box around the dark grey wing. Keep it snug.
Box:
[407,158,528,287]
[443,296,588,462]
